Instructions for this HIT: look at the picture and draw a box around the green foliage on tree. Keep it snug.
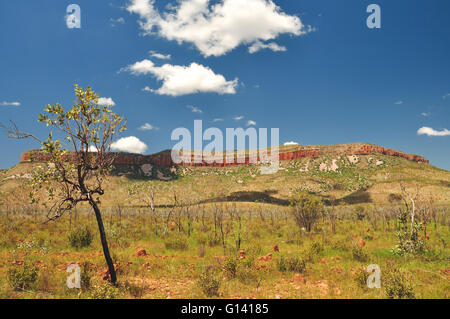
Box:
[8,85,126,284]
[290,191,323,233]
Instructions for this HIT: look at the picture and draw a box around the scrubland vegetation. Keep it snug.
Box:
[0,86,447,299]
[0,197,448,299]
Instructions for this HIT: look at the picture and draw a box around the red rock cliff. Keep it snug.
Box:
[19,143,429,167]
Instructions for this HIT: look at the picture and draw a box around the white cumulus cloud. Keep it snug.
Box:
[149,50,171,60]
[111,136,148,154]
[248,40,286,54]
[246,120,256,126]
[126,0,308,57]
[123,59,238,96]
[233,115,244,121]
[394,101,403,105]
[284,141,299,146]
[417,127,450,137]
[139,123,159,131]
[1,101,21,106]
[97,97,116,106]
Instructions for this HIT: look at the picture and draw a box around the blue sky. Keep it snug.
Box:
[0,0,449,170]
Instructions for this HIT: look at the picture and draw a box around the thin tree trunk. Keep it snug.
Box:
[90,199,117,284]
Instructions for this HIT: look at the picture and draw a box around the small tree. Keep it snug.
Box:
[290,191,323,233]
[393,183,426,255]
[3,85,126,284]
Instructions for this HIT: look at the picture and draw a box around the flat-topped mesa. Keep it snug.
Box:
[20,143,429,167]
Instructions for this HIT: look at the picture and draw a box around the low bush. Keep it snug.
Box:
[223,256,238,279]
[7,264,39,290]
[305,241,324,261]
[384,268,415,299]
[90,283,119,299]
[68,226,93,249]
[354,267,370,288]
[197,266,221,297]
[276,255,307,273]
[352,246,369,262]
[236,267,259,286]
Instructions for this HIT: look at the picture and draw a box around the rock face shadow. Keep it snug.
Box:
[341,189,372,205]
[200,190,290,206]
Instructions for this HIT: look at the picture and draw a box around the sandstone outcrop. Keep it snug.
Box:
[19,143,429,167]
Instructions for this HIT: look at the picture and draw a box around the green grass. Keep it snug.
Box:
[0,204,448,299]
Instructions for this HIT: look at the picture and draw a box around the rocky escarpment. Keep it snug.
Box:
[19,143,429,168]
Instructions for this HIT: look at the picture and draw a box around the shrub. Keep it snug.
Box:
[124,281,147,298]
[305,241,324,261]
[392,209,426,256]
[223,256,238,279]
[352,246,369,262]
[90,283,119,299]
[164,233,189,250]
[354,267,370,289]
[7,264,39,290]
[276,255,307,273]
[236,267,259,286]
[384,268,415,299]
[290,191,323,232]
[68,226,94,249]
[197,266,221,297]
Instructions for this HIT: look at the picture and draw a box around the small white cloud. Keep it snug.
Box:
[111,136,148,154]
[443,93,450,100]
[284,141,299,146]
[394,101,404,105]
[110,17,125,27]
[149,50,171,60]
[212,118,224,122]
[187,105,203,113]
[88,145,99,152]
[1,101,21,106]
[126,0,309,57]
[123,59,238,96]
[233,115,244,121]
[417,126,450,137]
[421,112,431,117]
[139,123,159,131]
[248,41,287,54]
[246,120,257,126]
[97,97,116,106]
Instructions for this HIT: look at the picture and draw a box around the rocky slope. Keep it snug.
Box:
[1,143,449,207]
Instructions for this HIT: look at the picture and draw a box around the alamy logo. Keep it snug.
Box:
[366,4,381,29]
[66,4,81,29]
[366,264,381,288]
[171,120,280,174]
[66,264,81,289]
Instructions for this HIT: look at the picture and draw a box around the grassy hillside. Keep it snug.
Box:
[1,150,449,209]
